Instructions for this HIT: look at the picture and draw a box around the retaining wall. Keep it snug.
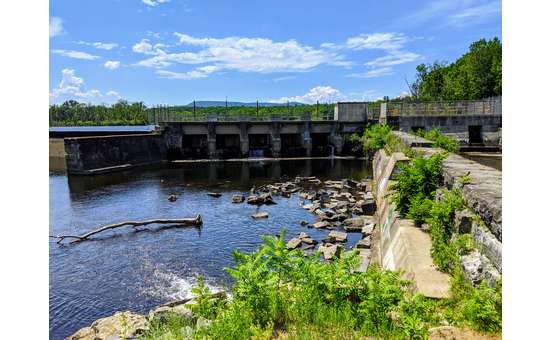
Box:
[64,133,166,175]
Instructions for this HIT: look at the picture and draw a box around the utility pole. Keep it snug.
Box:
[256,100,259,117]
[193,100,196,119]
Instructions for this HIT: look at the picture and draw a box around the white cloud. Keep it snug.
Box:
[134,33,347,78]
[51,49,99,60]
[345,32,409,51]
[50,69,101,101]
[142,0,170,7]
[348,67,394,79]
[269,86,345,104]
[77,41,119,50]
[50,69,122,103]
[104,60,121,70]
[49,17,64,38]
[156,65,220,80]
[448,1,501,26]
[273,75,297,82]
[365,51,421,68]
[106,90,121,98]
[398,91,411,98]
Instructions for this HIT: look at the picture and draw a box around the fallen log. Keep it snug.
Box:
[50,215,202,244]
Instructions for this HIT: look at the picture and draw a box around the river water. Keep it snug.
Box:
[49,159,370,339]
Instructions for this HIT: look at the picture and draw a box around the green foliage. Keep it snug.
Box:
[411,38,502,100]
[361,124,393,154]
[189,275,226,320]
[427,189,465,272]
[458,172,472,185]
[413,128,460,153]
[141,229,501,339]
[346,133,364,156]
[49,100,150,126]
[142,312,194,340]
[390,152,446,217]
[407,193,434,224]
[462,281,502,333]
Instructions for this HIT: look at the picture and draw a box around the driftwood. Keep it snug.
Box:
[50,215,202,244]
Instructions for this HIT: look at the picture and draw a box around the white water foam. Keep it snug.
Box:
[143,269,225,302]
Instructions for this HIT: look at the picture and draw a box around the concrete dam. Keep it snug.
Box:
[51,98,502,175]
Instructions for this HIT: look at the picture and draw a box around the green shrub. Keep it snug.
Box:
[414,128,460,153]
[390,152,446,217]
[462,281,502,333]
[362,124,393,154]
[407,193,434,224]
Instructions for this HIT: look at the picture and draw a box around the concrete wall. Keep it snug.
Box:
[394,114,502,145]
[372,149,451,298]
[335,102,368,122]
[64,133,166,175]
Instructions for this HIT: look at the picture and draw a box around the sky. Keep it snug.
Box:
[49,0,502,106]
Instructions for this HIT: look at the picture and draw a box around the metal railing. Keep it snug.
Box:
[150,110,335,123]
[386,96,501,117]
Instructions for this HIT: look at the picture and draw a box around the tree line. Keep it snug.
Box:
[408,38,501,101]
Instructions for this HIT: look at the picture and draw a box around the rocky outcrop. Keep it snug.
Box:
[207,192,222,198]
[68,311,149,340]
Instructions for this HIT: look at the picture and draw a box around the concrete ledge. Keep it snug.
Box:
[382,219,451,298]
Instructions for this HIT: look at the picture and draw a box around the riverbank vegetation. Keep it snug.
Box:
[141,230,500,339]
[391,152,502,333]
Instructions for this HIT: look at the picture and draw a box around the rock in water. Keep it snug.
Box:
[300,220,309,227]
[68,311,149,340]
[286,237,302,249]
[313,221,330,229]
[251,212,269,219]
[356,236,371,249]
[207,192,222,198]
[168,194,177,202]
[328,230,347,243]
[232,194,245,203]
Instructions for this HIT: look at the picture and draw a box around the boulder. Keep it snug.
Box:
[286,237,302,249]
[327,230,347,243]
[301,237,317,245]
[298,232,309,239]
[232,194,245,203]
[362,223,375,236]
[300,220,309,227]
[148,303,193,322]
[319,243,343,260]
[343,217,365,232]
[68,311,149,340]
[356,236,371,249]
[313,221,330,229]
[207,192,222,198]
[251,212,269,219]
[168,194,177,202]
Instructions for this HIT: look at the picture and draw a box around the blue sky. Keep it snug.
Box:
[49,0,501,105]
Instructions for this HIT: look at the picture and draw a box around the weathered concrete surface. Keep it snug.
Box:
[373,148,451,298]
[417,147,502,243]
[49,138,67,171]
[393,114,502,146]
[64,133,167,175]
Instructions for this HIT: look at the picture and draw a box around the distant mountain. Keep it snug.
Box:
[184,101,306,107]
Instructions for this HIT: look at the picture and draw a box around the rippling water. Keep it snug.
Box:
[49,159,370,339]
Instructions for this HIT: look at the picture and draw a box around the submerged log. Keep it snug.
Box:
[50,215,202,244]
